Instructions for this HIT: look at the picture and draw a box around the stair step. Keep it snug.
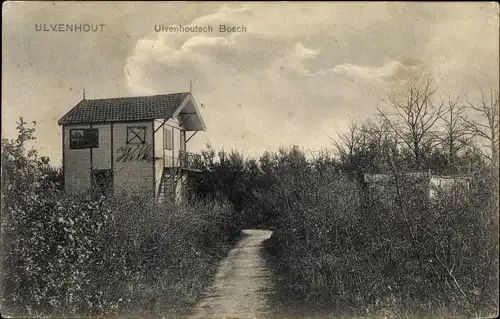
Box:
[158,167,183,203]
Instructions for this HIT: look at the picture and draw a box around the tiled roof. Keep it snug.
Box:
[58,92,190,125]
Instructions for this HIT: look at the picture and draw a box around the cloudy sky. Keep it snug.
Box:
[2,2,499,164]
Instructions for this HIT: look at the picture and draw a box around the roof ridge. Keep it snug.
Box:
[85,92,190,101]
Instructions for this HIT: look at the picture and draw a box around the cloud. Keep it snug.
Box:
[123,3,498,155]
[330,61,401,81]
[2,2,499,162]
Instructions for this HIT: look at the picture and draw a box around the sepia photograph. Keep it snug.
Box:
[1,1,499,318]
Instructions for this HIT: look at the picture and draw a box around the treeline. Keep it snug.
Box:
[186,77,499,317]
[1,119,241,317]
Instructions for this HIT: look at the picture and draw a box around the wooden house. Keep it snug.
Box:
[57,92,206,202]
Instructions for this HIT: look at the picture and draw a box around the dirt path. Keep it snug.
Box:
[187,229,274,319]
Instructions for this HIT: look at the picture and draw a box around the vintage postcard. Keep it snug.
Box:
[1,1,499,318]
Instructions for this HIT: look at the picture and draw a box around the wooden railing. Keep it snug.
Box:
[178,151,202,171]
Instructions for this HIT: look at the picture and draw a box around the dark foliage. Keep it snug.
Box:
[1,119,239,317]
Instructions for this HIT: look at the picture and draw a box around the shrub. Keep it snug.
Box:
[1,119,240,317]
[261,146,499,318]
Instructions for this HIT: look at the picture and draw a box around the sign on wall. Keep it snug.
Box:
[116,144,159,163]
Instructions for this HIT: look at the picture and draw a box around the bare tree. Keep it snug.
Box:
[377,72,445,169]
[362,117,400,171]
[329,119,361,165]
[360,118,396,150]
[434,95,474,167]
[463,86,499,204]
[463,86,499,169]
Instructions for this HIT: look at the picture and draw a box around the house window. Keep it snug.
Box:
[127,126,146,144]
[70,129,86,149]
[70,128,98,149]
[165,128,172,150]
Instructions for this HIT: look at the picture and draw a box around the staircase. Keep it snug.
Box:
[157,151,201,203]
[157,166,181,204]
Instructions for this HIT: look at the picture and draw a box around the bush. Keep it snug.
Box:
[1,119,240,317]
[261,146,499,318]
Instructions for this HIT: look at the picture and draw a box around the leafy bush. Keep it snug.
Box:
[1,119,240,317]
[261,146,498,318]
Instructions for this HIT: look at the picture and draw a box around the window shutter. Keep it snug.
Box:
[165,128,172,150]
[86,129,99,148]
[180,130,186,152]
